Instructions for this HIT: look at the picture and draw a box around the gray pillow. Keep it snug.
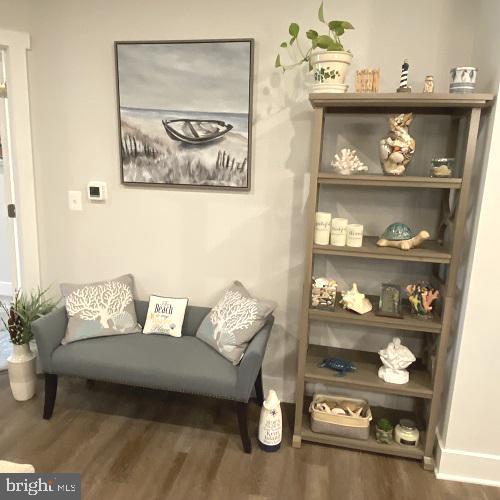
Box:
[196,281,276,365]
[61,274,142,344]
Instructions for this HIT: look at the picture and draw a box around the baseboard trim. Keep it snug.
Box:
[0,281,12,296]
[435,432,500,487]
[435,471,500,488]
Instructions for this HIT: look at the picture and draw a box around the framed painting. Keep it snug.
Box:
[115,39,254,190]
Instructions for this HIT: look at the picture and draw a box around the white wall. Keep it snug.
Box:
[436,0,500,486]
[1,0,472,402]
[0,0,478,400]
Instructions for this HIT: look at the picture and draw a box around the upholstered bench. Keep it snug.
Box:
[32,300,274,453]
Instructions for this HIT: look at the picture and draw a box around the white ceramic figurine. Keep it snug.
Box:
[378,337,416,384]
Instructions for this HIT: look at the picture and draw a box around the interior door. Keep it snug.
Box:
[0,48,20,296]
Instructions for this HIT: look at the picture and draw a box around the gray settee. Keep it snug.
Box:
[32,300,274,453]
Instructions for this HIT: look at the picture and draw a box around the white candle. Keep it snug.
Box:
[330,218,348,246]
[314,212,332,245]
[346,224,364,247]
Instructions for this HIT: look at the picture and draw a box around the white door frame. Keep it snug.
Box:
[0,29,40,291]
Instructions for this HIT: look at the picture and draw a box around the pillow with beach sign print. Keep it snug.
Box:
[143,295,188,337]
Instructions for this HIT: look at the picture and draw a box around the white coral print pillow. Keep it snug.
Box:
[196,281,276,365]
[61,274,142,344]
[143,295,188,337]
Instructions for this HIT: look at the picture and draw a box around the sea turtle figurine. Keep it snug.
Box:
[376,223,430,251]
[320,357,356,377]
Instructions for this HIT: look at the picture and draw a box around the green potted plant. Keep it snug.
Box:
[375,418,394,444]
[1,288,58,401]
[275,1,354,93]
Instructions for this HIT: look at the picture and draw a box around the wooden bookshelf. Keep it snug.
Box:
[313,237,451,264]
[318,172,463,189]
[305,344,433,399]
[309,92,495,109]
[292,92,493,470]
[309,296,442,334]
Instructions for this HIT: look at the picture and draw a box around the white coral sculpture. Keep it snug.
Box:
[210,290,258,352]
[331,148,368,175]
[66,281,133,328]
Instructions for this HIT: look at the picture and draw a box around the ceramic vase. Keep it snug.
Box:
[258,390,282,452]
[8,343,36,401]
[450,67,477,93]
[310,51,353,94]
[379,113,415,176]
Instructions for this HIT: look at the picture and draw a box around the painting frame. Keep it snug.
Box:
[114,38,254,191]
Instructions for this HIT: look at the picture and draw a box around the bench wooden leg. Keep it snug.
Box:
[43,374,58,420]
[237,402,251,453]
[254,368,264,406]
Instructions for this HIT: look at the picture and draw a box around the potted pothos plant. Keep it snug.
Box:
[275,2,354,93]
[1,288,58,401]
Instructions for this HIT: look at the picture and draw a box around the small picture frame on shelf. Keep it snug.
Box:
[375,283,403,319]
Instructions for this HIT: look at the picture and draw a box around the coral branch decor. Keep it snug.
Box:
[210,290,259,352]
[406,283,440,320]
[331,148,368,175]
[66,281,133,328]
[60,275,141,344]
[196,281,276,365]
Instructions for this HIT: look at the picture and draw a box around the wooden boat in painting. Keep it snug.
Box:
[162,119,233,145]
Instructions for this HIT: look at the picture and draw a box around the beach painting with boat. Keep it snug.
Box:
[115,40,253,188]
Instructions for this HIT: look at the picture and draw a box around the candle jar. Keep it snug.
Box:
[346,224,363,247]
[330,218,348,246]
[314,212,332,245]
[394,419,419,447]
[430,158,455,178]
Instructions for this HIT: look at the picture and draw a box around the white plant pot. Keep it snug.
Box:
[8,343,36,401]
[311,50,353,94]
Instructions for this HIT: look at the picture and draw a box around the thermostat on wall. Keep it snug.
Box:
[87,181,107,201]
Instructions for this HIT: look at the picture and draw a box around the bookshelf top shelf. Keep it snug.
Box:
[309,92,495,109]
[318,173,462,189]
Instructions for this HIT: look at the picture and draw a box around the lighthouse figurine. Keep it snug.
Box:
[258,390,282,452]
[397,59,411,93]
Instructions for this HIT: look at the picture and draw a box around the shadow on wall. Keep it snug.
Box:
[258,68,314,401]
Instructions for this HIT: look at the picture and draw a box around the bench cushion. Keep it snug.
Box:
[51,334,238,399]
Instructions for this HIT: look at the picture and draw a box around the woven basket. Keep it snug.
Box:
[309,394,372,440]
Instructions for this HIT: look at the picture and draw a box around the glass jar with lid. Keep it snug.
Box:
[394,419,420,447]
[430,158,455,178]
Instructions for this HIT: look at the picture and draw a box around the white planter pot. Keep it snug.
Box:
[311,50,353,94]
[8,343,36,401]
